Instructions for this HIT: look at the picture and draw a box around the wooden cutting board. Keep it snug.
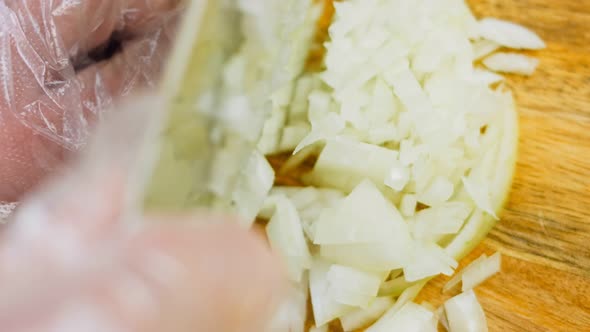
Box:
[416,1,590,331]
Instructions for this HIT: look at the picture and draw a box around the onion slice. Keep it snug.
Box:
[444,290,488,332]
[478,18,545,50]
[483,53,540,76]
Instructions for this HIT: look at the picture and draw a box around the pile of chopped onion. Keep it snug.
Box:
[214,0,544,330]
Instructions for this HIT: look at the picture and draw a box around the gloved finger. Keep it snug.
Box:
[0,219,284,332]
[0,5,177,203]
[76,20,176,121]
[4,0,181,60]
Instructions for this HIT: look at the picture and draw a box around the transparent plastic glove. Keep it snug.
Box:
[0,0,180,203]
[0,97,285,332]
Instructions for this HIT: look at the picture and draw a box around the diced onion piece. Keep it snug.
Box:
[266,196,312,282]
[280,123,311,152]
[462,176,497,219]
[306,138,398,193]
[443,254,489,293]
[309,325,329,332]
[268,277,309,332]
[340,297,395,332]
[483,53,539,76]
[471,69,504,86]
[368,280,427,331]
[232,151,275,225]
[294,112,346,154]
[385,164,411,191]
[403,243,458,282]
[462,252,502,291]
[378,276,415,297]
[366,302,437,332]
[412,202,473,241]
[400,194,418,217]
[444,290,488,332]
[326,265,383,308]
[314,180,410,245]
[436,306,451,331]
[258,195,279,220]
[320,241,410,272]
[309,260,355,327]
[471,39,500,60]
[417,176,454,207]
[478,18,545,50]
[384,60,431,113]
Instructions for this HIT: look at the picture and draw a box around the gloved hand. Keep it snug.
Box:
[0,97,286,332]
[0,0,179,203]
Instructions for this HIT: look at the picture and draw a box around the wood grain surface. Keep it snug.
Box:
[420,0,590,331]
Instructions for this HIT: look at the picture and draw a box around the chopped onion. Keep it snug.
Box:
[366,302,436,332]
[400,194,418,217]
[478,18,546,50]
[268,277,309,332]
[306,138,398,193]
[403,243,458,282]
[308,325,329,332]
[443,254,489,293]
[470,68,504,86]
[461,252,501,291]
[309,259,355,327]
[483,52,539,76]
[326,265,383,307]
[266,195,312,282]
[280,123,311,152]
[471,39,500,60]
[313,180,410,245]
[436,306,450,331]
[235,0,542,328]
[385,164,411,191]
[231,151,275,225]
[378,276,416,297]
[444,290,488,332]
[340,297,395,332]
[417,176,455,207]
[462,175,497,219]
[412,202,473,242]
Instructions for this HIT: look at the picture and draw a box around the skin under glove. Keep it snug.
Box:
[0,0,180,202]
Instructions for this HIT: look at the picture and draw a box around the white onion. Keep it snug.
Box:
[403,243,458,282]
[308,325,329,332]
[378,276,415,297]
[443,254,488,294]
[340,297,395,332]
[483,53,539,76]
[266,195,312,282]
[470,68,504,86]
[313,179,411,245]
[326,265,383,307]
[268,277,309,332]
[400,194,418,217]
[226,0,543,328]
[412,202,473,242]
[320,241,410,272]
[462,176,497,219]
[417,176,455,207]
[478,18,545,50]
[471,39,500,60]
[461,252,501,291]
[366,302,437,332]
[231,151,275,225]
[306,139,398,193]
[309,260,355,327]
[444,290,488,332]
